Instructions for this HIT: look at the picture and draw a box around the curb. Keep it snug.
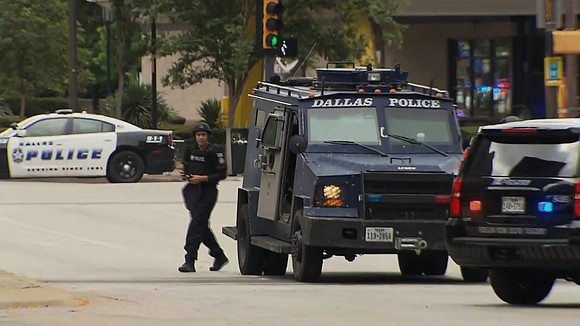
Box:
[0,270,85,310]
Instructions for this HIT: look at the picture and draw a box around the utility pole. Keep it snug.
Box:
[68,0,79,111]
[565,0,578,117]
[150,15,158,129]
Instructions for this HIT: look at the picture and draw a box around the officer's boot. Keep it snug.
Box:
[209,254,229,271]
[178,260,196,273]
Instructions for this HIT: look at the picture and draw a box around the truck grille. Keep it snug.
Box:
[362,172,453,220]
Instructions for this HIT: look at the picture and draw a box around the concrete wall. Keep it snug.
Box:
[140,54,225,122]
[385,21,517,90]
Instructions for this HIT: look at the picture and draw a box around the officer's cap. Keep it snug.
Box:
[192,122,212,135]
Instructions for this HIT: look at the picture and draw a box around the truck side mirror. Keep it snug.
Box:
[289,135,308,154]
[10,122,18,130]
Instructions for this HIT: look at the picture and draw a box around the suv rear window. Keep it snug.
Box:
[465,133,580,177]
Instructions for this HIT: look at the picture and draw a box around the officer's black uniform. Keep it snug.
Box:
[179,123,228,272]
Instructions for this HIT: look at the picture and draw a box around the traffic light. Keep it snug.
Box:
[262,0,284,50]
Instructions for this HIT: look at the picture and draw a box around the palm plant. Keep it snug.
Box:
[103,74,175,128]
[197,98,224,129]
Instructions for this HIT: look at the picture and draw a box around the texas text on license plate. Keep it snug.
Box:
[501,196,525,214]
[365,227,394,242]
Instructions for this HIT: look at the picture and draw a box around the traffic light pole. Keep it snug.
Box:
[264,52,276,82]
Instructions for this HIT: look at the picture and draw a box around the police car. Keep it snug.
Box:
[0,109,175,183]
[446,118,580,304]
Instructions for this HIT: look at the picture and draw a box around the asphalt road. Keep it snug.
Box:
[0,178,579,326]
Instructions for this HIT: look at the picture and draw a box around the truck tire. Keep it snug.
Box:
[422,251,448,276]
[107,151,144,183]
[291,209,323,282]
[489,269,554,305]
[461,266,488,283]
[237,203,265,275]
[397,252,423,276]
[263,251,288,276]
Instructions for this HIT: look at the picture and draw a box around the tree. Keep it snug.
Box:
[157,0,405,128]
[108,0,148,118]
[0,0,69,118]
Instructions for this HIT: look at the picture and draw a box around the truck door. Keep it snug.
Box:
[257,110,289,220]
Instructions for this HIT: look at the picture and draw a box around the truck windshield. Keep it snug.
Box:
[308,108,380,145]
[384,108,453,144]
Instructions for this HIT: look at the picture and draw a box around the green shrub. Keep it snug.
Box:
[3,97,69,117]
[0,115,21,128]
[198,98,224,129]
[168,115,186,125]
[101,74,175,128]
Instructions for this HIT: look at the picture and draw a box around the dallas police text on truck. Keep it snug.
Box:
[222,63,487,282]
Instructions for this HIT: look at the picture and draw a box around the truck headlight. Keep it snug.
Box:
[314,184,345,207]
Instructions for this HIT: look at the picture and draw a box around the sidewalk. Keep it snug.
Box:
[0,270,85,309]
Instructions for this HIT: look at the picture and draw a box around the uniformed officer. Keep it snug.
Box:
[178,122,229,273]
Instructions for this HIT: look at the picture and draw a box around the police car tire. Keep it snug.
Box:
[460,266,488,283]
[237,203,265,275]
[291,209,323,282]
[489,269,554,305]
[106,151,145,183]
[422,251,448,276]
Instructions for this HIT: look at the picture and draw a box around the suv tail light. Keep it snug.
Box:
[168,133,174,147]
[575,182,580,219]
[451,177,462,218]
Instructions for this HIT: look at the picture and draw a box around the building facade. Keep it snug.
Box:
[388,0,553,120]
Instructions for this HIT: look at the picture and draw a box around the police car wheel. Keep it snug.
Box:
[291,209,323,282]
[237,203,265,275]
[422,251,448,276]
[460,266,488,283]
[489,269,554,305]
[107,151,145,183]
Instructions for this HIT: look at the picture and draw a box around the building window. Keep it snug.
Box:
[454,38,512,118]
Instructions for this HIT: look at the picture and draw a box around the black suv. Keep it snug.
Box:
[446,118,580,305]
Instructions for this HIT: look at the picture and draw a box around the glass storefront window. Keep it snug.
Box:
[454,38,512,118]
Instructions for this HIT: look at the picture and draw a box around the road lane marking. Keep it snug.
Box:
[0,218,126,250]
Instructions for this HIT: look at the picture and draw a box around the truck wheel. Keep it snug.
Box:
[461,266,488,283]
[489,269,554,305]
[263,251,288,276]
[422,251,448,276]
[397,252,423,276]
[237,203,265,275]
[291,209,323,282]
[107,151,144,183]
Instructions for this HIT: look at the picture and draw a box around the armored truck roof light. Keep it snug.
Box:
[368,72,381,82]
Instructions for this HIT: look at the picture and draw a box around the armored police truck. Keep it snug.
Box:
[222,63,486,282]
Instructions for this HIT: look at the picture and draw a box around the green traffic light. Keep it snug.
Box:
[271,35,278,47]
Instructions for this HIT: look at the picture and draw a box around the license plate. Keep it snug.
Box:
[501,196,525,214]
[365,227,394,242]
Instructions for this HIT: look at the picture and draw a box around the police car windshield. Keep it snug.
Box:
[308,108,380,145]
